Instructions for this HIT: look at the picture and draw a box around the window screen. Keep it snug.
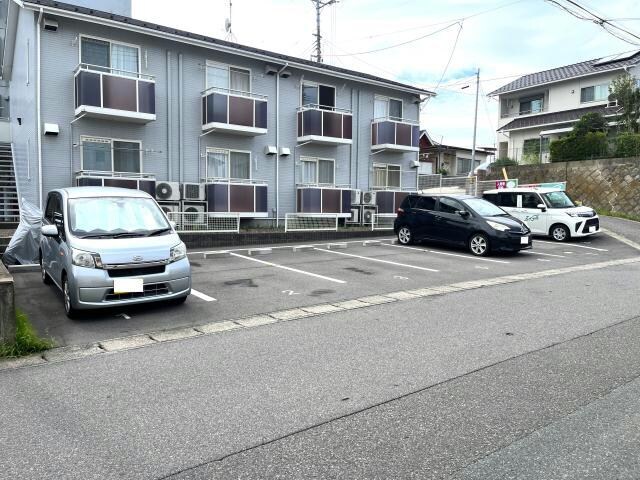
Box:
[389,99,402,119]
[81,37,110,70]
[374,97,388,118]
[207,64,228,91]
[318,85,335,109]
[302,84,318,106]
[387,165,401,188]
[301,160,317,184]
[230,151,251,179]
[318,159,334,184]
[207,150,228,178]
[111,43,138,77]
[113,141,140,173]
[230,67,250,93]
[82,139,111,171]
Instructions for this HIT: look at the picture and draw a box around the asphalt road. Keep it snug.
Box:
[2,258,640,479]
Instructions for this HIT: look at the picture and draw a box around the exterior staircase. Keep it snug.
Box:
[0,142,19,238]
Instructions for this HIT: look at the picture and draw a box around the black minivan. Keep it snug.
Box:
[393,194,532,256]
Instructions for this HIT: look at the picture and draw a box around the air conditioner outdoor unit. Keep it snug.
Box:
[158,201,180,220]
[607,100,618,108]
[411,160,421,168]
[180,182,205,201]
[362,206,377,225]
[346,206,361,224]
[181,202,207,225]
[156,181,180,201]
[351,189,362,205]
[362,191,377,206]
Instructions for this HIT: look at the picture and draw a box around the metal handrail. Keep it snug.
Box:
[201,177,268,185]
[371,116,419,125]
[75,170,156,179]
[501,106,547,118]
[297,104,353,115]
[74,63,155,81]
[296,183,351,189]
[201,85,268,101]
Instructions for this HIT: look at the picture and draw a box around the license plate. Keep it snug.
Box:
[113,278,144,294]
[520,236,530,245]
[589,226,596,233]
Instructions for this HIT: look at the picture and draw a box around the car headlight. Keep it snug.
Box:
[566,212,578,217]
[170,242,187,263]
[71,248,102,269]
[486,220,511,232]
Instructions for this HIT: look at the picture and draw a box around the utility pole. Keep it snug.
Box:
[471,68,480,166]
[311,0,337,63]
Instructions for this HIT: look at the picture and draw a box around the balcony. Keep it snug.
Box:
[75,170,156,196]
[297,105,353,145]
[296,185,352,217]
[203,178,268,217]
[74,64,156,123]
[371,117,420,152]
[500,106,548,118]
[201,87,268,136]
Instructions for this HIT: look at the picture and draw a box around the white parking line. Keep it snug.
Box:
[522,251,566,258]
[191,289,217,302]
[535,240,608,252]
[381,242,511,264]
[229,252,346,284]
[314,248,439,272]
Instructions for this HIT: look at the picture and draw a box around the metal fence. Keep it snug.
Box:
[167,212,240,233]
[418,174,478,195]
[371,213,396,231]
[284,213,339,232]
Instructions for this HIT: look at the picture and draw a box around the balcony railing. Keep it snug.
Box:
[371,117,420,152]
[297,105,353,145]
[501,106,548,118]
[75,170,156,196]
[74,64,156,123]
[203,178,268,217]
[201,86,268,135]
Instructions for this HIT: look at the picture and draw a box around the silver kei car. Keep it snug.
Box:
[39,187,191,318]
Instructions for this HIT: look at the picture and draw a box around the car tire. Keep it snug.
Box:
[171,295,188,306]
[550,224,570,242]
[40,254,51,285]
[397,226,413,245]
[62,275,79,319]
[469,233,490,256]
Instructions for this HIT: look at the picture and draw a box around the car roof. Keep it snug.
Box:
[483,187,561,194]
[55,187,153,199]
[411,192,477,200]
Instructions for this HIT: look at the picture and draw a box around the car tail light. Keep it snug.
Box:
[396,208,405,217]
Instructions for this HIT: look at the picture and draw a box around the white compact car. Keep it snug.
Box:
[482,187,599,242]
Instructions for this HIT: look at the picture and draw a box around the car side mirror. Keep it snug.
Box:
[41,224,59,237]
[457,210,470,218]
[537,203,547,212]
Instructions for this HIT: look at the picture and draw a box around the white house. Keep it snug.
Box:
[419,131,494,176]
[489,51,640,164]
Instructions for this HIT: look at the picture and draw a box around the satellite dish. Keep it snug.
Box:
[225,18,231,33]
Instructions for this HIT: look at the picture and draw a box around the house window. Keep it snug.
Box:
[373,164,401,189]
[206,63,251,94]
[519,95,544,115]
[206,148,251,179]
[301,82,336,110]
[374,96,403,120]
[580,83,609,103]
[81,137,142,173]
[80,36,139,77]
[300,157,335,185]
[456,157,481,175]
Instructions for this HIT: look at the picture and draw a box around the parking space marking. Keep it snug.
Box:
[381,242,510,264]
[314,248,440,272]
[535,239,608,252]
[602,228,640,252]
[229,252,347,284]
[191,289,217,302]
[522,251,566,258]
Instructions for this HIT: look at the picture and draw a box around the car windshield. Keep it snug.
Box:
[463,198,509,217]
[541,191,575,208]
[68,197,170,238]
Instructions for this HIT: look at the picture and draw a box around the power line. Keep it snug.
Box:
[431,22,464,94]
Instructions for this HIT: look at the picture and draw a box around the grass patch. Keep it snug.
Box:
[597,210,640,223]
[0,309,54,358]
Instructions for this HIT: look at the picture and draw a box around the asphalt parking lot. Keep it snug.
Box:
[11,229,639,348]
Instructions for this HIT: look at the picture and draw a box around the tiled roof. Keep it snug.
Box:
[489,51,640,96]
[498,105,613,132]
[25,0,434,96]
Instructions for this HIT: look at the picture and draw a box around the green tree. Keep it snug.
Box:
[609,73,640,134]
[572,112,608,136]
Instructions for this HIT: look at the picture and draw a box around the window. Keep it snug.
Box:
[519,95,544,115]
[301,82,335,110]
[373,164,401,189]
[80,36,139,77]
[374,96,403,120]
[438,197,464,214]
[580,83,609,103]
[415,196,437,211]
[300,157,335,185]
[44,194,61,224]
[456,157,481,175]
[498,192,518,207]
[206,63,251,94]
[81,137,142,173]
[206,148,251,180]
[521,193,542,209]
[522,138,542,164]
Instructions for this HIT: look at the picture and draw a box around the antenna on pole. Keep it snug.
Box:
[311,0,337,63]
[225,0,236,42]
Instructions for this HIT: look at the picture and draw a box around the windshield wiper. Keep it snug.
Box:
[110,232,147,238]
[145,227,172,237]
[77,233,111,239]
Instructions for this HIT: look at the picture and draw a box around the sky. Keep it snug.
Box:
[131,0,640,149]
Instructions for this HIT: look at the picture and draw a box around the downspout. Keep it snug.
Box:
[275,62,288,227]
[166,50,172,181]
[178,53,184,183]
[69,114,85,187]
[36,7,43,209]
[355,89,360,189]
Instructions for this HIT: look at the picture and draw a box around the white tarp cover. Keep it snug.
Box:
[3,199,42,265]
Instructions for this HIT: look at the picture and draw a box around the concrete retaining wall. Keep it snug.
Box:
[481,157,640,216]
[0,262,15,344]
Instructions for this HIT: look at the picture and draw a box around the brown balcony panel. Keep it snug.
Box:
[396,123,412,147]
[230,184,255,212]
[254,100,268,129]
[298,188,321,213]
[102,75,137,112]
[376,191,395,214]
[138,81,156,115]
[203,93,228,125]
[104,178,137,189]
[228,96,254,127]
[412,126,420,148]
[323,111,343,139]
[343,115,353,140]
[376,121,396,145]
[371,124,377,145]
[255,185,268,213]
[341,190,351,213]
[297,112,303,137]
[302,109,322,136]
[395,191,409,209]
[206,184,229,212]
[75,71,101,108]
[322,189,341,213]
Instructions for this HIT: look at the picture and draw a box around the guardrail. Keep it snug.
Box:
[167,212,240,234]
[284,213,339,232]
[371,213,396,231]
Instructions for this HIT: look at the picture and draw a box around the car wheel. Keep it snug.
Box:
[469,233,490,256]
[397,226,413,245]
[171,295,188,306]
[62,275,79,319]
[40,255,51,285]
[550,224,570,242]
